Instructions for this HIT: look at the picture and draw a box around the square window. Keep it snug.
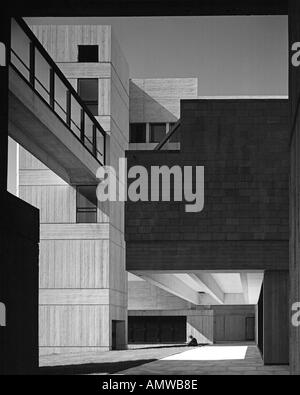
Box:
[78,79,98,102]
[150,123,166,143]
[76,185,97,223]
[76,210,97,223]
[130,123,147,143]
[78,45,99,62]
[78,78,98,115]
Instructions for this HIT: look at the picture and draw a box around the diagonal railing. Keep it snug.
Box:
[154,119,181,150]
[9,17,106,166]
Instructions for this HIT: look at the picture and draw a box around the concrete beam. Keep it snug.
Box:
[10,1,288,17]
[224,293,247,305]
[189,273,225,304]
[132,272,201,305]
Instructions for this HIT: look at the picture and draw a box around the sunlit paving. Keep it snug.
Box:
[162,346,248,361]
[117,346,290,375]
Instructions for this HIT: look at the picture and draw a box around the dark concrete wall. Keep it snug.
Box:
[213,305,255,342]
[5,0,288,17]
[0,16,9,193]
[126,99,289,271]
[0,15,39,375]
[263,271,289,365]
[0,192,39,374]
[289,0,300,375]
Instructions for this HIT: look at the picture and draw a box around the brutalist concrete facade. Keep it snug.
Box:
[126,99,290,364]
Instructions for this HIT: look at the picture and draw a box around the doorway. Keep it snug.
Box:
[112,320,126,350]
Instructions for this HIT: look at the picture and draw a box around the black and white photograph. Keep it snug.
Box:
[0,0,299,380]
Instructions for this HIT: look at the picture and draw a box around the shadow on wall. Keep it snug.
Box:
[187,316,214,345]
[130,82,178,123]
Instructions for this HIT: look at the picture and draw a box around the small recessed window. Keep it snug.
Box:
[78,45,99,62]
[150,123,166,143]
[78,78,98,115]
[76,185,97,223]
[130,123,147,143]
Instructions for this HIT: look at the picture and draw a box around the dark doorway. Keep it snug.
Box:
[112,320,117,350]
[128,316,186,344]
[245,317,255,341]
[112,320,126,350]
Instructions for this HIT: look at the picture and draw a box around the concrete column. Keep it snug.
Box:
[0,15,39,375]
[0,193,39,375]
[256,286,263,357]
[289,0,300,375]
[263,271,289,365]
[0,15,9,192]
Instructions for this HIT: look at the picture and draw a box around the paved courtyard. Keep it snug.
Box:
[40,344,289,375]
[39,345,188,374]
[119,345,290,375]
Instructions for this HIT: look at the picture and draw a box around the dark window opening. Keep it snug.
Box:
[128,316,186,344]
[76,185,97,223]
[130,123,147,143]
[150,123,166,143]
[78,45,99,62]
[78,78,98,116]
[169,123,181,143]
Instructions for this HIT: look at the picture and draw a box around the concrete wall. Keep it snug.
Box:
[18,148,112,354]
[130,78,197,122]
[0,192,39,374]
[263,271,289,364]
[187,314,213,344]
[0,16,9,193]
[16,24,129,355]
[289,0,300,375]
[128,280,193,310]
[126,99,289,272]
[213,305,255,342]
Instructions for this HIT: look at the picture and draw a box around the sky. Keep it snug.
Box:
[26,16,288,96]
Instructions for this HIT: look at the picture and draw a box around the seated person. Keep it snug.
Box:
[187,335,198,346]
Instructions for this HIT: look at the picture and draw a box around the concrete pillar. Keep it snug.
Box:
[256,286,263,357]
[263,271,289,365]
[0,14,39,376]
[289,0,300,375]
[0,14,9,191]
[0,193,39,375]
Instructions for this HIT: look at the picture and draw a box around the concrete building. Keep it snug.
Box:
[129,78,197,150]
[6,18,289,363]
[126,98,289,364]
[1,0,300,374]
[8,19,129,355]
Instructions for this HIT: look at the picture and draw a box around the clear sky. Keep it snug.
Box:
[26,16,288,96]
